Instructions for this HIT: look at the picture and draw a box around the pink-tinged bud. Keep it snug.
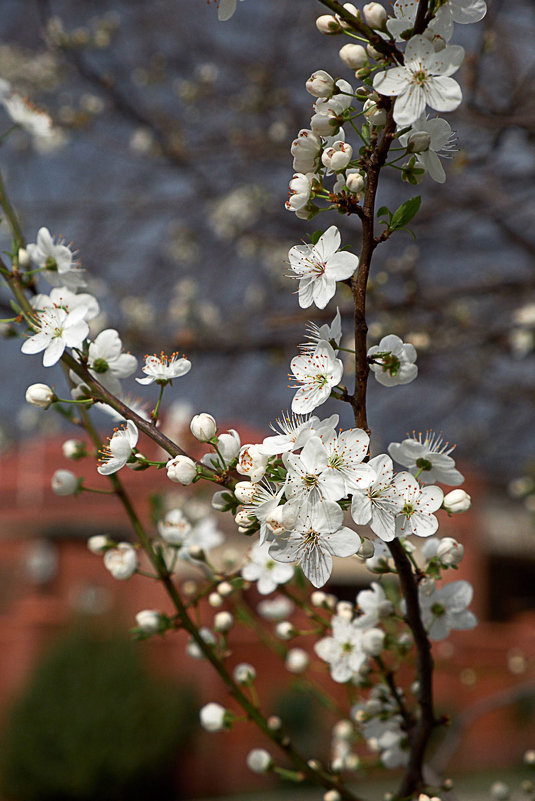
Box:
[190,412,217,441]
[135,609,161,633]
[306,70,335,98]
[444,489,471,513]
[363,2,387,28]
[25,383,55,408]
[339,43,368,70]
[51,469,78,496]
[166,455,197,485]
[322,141,353,171]
[316,14,343,34]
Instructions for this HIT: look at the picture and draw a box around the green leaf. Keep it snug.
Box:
[308,230,324,246]
[377,205,392,222]
[389,196,421,231]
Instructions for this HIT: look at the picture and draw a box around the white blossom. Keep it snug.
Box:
[290,342,344,414]
[393,472,444,538]
[355,582,394,628]
[388,431,464,485]
[351,454,404,542]
[399,115,456,183]
[258,411,338,456]
[417,580,477,640]
[323,427,376,493]
[201,429,241,470]
[21,306,89,367]
[287,226,358,310]
[368,334,418,387]
[315,615,369,682]
[241,541,294,594]
[136,351,191,385]
[32,287,99,321]
[26,227,85,289]
[85,329,138,394]
[283,437,346,515]
[322,141,353,172]
[237,443,269,482]
[269,500,360,587]
[98,421,139,475]
[373,36,464,126]
[2,94,53,144]
[104,542,137,580]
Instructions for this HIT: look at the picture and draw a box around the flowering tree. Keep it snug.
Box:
[0,1,530,799]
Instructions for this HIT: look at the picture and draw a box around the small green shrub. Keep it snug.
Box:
[0,628,197,801]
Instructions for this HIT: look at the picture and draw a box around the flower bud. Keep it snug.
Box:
[214,611,234,632]
[166,455,197,485]
[233,663,256,684]
[363,98,386,126]
[200,702,228,732]
[103,542,137,580]
[62,438,86,460]
[209,592,223,607]
[361,627,385,656]
[234,481,256,503]
[407,131,432,153]
[246,748,272,773]
[444,489,471,513]
[267,715,282,730]
[25,383,55,409]
[217,581,233,597]
[363,3,387,28]
[51,469,79,496]
[87,534,111,554]
[135,609,161,634]
[306,70,335,98]
[336,601,354,620]
[190,412,217,442]
[316,15,343,34]
[366,43,383,60]
[211,490,234,511]
[324,791,342,801]
[339,3,359,29]
[357,538,375,559]
[436,537,464,567]
[346,171,365,195]
[18,247,30,269]
[490,782,510,801]
[322,141,353,172]
[310,113,339,137]
[285,647,309,673]
[339,43,368,70]
[275,621,295,640]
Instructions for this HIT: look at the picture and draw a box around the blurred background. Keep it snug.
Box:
[0,0,535,798]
